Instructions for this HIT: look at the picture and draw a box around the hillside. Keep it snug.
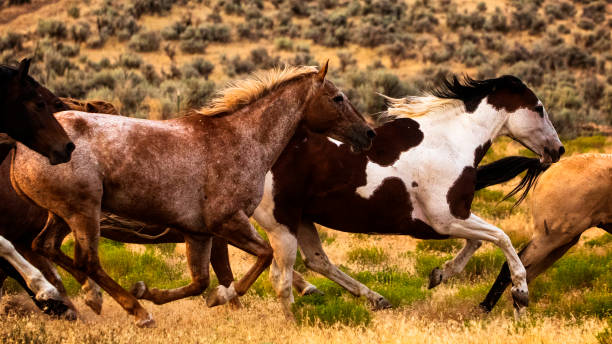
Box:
[0,0,610,137]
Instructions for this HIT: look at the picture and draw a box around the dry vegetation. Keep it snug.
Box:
[0,0,611,343]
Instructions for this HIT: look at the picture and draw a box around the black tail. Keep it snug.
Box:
[476,156,549,207]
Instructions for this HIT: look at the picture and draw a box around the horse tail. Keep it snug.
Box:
[475,156,549,207]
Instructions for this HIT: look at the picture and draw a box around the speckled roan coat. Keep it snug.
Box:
[8,66,374,326]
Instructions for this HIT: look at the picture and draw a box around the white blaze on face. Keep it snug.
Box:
[327,137,342,146]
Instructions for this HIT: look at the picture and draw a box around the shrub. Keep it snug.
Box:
[508,61,544,87]
[70,22,91,42]
[347,247,388,266]
[86,70,116,90]
[184,58,214,80]
[44,51,71,76]
[141,64,161,85]
[57,43,80,58]
[337,51,356,72]
[250,48,280,69]
[129,0,174,18]
[544,2,575,20]
[118,53,143,69]
[183,79,215,108]
[578,19,596,30]
[582,1,606,24]
[224,55,255,76]
[274,37,293,51]
[180,39,206,54]
[128,31,160,52]
[484,7,509,32]
[37,19,67,39]
[67,6,80,19]
[0,32,23,52]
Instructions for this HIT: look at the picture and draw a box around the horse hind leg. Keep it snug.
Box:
[428,239,482,289]
[209,237,241,309]
[206,211,273,308]
[131,234,212,305]
[297,220,391,310]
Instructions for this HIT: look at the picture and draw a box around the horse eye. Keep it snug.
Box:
[534,106,544,118]
[333,95,343,103]
[36,101,45,109]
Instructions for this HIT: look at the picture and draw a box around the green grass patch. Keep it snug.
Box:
[414,253,451,278]
[462,249,506,280]
[347,246,388,266]
[292,292,371,327]
[563,135,607,155]
[57,238,189,295]
[416,239,463,253]
[586,233,612,248]
[352,269,430,307]
[530,250,612,317]
[472,189,520,219]
[596,318,612,344]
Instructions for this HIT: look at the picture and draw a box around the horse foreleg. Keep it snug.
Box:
[210,237,242,309]
[131,235,212,305]
[297,220,391,310]
[50,212,154,327]
[33,213,103,314]
[17,248,78,320]
[206,211,273,308]
[0,236,69,316]
[428,239,482,289]
[441,214,528,313]
[267,222,298,319]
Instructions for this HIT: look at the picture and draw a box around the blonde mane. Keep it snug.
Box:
[198,65,318,116]
[381,94,464,119]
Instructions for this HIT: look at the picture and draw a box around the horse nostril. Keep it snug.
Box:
[65,142,75,155]
[558,146,565,157]
[366,129,376,139]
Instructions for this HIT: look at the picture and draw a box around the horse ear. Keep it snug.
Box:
[17,58,31,83]
[317,60,329,82]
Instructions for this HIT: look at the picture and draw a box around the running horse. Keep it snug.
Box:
[479,153,611,312]
[9,64,374,326]
[0,58,74,317]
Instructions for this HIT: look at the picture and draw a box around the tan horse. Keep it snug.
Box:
[9,64,374,326]
[480,153,612,311]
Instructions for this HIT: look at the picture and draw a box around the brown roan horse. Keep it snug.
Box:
[9,64,374,326]
[0,58,74,316]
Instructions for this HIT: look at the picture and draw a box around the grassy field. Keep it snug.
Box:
[0,0,611,342]
[1,137,611,343]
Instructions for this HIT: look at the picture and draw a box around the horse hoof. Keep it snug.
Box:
[228,297,242,310]
[63,308,78,321]
[428,267,443,289]
[38,298,70,317]
[301,285,323,296]
[478,302,493,313]
[85,297,103,315]
[130,281,147,299]
[135,314,156,328]
[372,296,392,310]
[206,286,229,307]
[511,286,529,309]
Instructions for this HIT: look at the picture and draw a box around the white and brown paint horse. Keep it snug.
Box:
[245,75,564,316]
[479,153,611,312]
[8,64,374,326]
[0,59,75,317]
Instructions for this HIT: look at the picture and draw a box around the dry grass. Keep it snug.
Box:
[0,295,607,344]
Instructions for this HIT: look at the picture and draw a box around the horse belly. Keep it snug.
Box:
[306,177,447,239]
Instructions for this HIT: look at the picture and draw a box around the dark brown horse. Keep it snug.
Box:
[9,64,374,326]
[0,58,74,317]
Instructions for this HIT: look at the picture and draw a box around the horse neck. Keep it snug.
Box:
[204,77,315,170]
[415,100,507,157]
